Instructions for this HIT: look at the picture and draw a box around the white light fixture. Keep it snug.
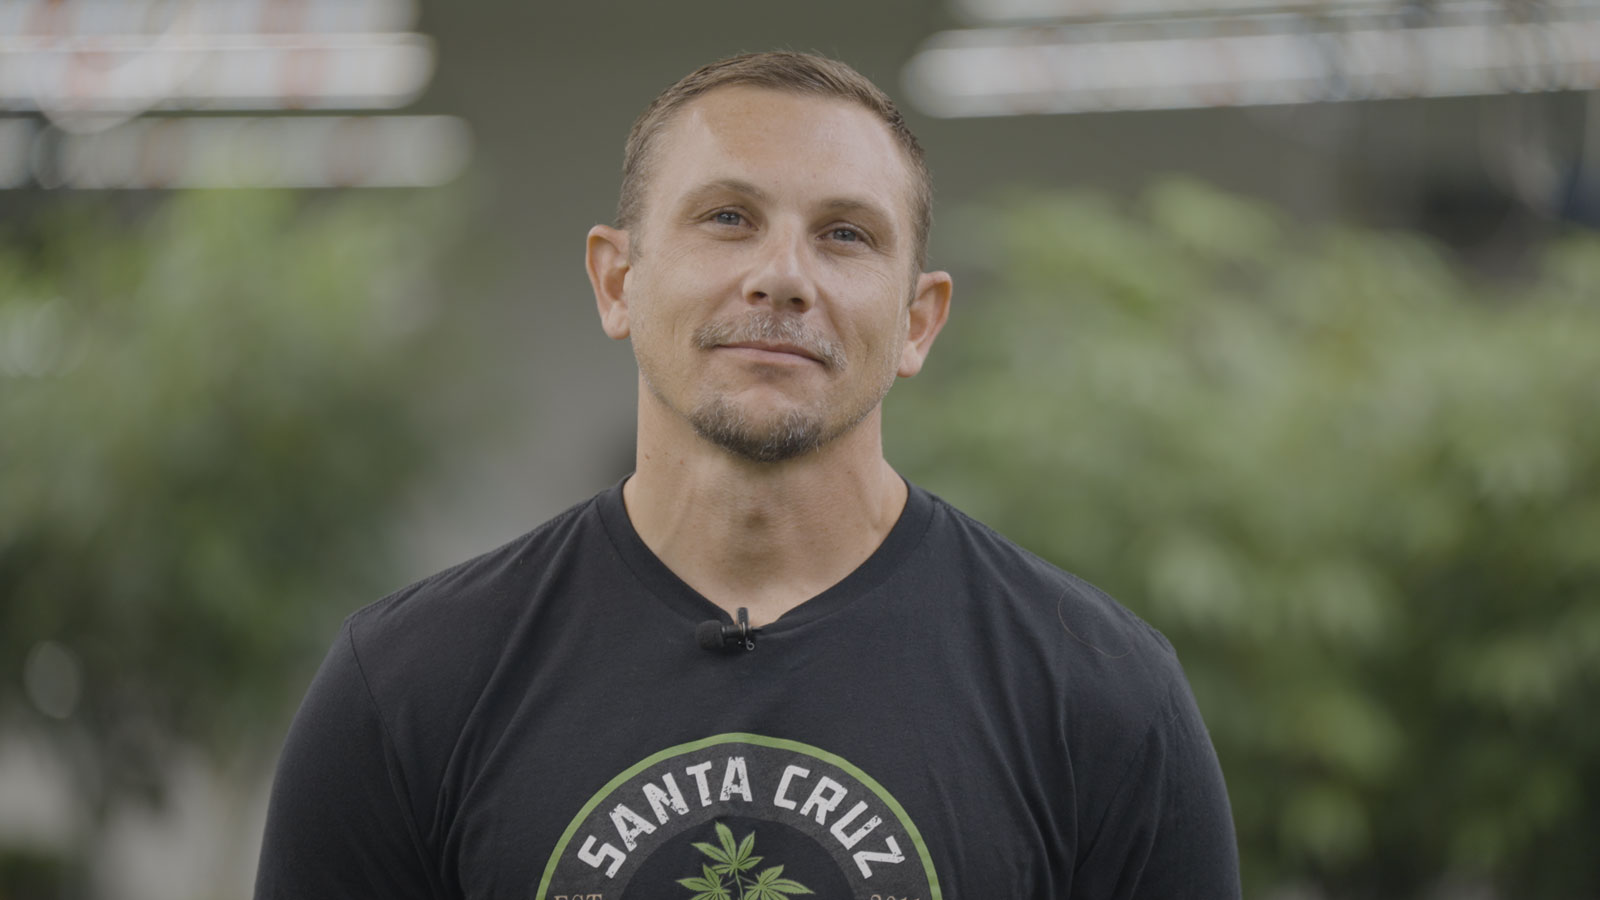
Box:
[0,0,419,37]
[952,0,1600,24]
[907,20,1600,115]
[0,0,436,132]
[0,0,470,189]
[17,114,472,189]
[1,35,435,116]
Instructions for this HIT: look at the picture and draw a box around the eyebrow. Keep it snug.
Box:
[677,178,771,211]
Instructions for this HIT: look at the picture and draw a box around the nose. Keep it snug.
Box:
[742,225,815,312]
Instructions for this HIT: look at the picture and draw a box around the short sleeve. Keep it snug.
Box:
[1073,672,1241,899]
[254,622,445,900]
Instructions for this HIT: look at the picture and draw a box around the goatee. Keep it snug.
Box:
[688,395,827,463]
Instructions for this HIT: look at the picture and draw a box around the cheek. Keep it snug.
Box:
[854,282,915,344]
[626,265,694,337]
[840,310,910,377]
[651,249,747,315]
[825,265,911,330]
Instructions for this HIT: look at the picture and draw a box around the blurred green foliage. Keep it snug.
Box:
[0,846,75,900]
[889,180,1600,898]
[0,191,471,821]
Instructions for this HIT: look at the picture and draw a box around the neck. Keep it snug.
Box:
[622,388,907,627]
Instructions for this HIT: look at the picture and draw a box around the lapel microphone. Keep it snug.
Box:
[696,606,757,651]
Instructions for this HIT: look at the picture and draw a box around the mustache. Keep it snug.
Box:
[693,313,845,370]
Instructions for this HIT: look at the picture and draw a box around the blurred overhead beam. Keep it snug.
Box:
[0,114,472,189]
[0,0,468,189]
[953,0,1600,24]
[0,0,419,36]
[907,19,1600,115]
[0,35,435,118]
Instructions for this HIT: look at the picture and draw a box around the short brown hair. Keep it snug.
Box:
[617,51,934,268]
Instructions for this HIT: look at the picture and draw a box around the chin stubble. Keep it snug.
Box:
[690,312,859,462]
[688,395,827,463]
[640,310,899,464]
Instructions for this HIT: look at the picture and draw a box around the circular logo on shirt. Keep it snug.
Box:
[536,733,941,900]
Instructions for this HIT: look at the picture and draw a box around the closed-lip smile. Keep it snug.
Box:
[719,341,823,364]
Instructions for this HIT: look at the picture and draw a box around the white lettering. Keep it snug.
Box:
[853,835,906,878]
[773,765,810,811]
[642,773,690,823]
[829,800,883,850]
[609,803,656,851]
[685,761,715,807]
[799,776,848,825]
[719,756,753,803]
[576,835,625,878]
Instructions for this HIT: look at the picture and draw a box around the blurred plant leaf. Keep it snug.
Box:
[0,189,478,817]
[890,179,1600,898]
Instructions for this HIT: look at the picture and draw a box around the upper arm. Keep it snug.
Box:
[254,623,445,900]
[1073,672,1241,899]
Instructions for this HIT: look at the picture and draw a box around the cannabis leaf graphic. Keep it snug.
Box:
[692,822,762,878]
[744,864,813,900]
[677,863,734,900]
[676,823,814,900]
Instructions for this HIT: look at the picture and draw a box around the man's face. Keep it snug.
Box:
[606,86,935,463]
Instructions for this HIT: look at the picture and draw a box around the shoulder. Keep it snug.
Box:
[341,489,606,700]
[915,486,1187,724]
[911,486,1232,865]
[352,490,601,633]
[259,493,610,895]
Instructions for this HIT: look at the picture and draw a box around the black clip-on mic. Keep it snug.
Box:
[696,606,756,652]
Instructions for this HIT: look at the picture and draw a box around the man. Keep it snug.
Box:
[256,51,1240,899]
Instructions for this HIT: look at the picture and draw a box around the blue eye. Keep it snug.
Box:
[712,210,744,226]
[830,227,862,243]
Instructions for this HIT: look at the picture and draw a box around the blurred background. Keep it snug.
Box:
[2,1,1598,898]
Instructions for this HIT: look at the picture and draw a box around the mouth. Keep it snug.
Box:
[693,314,844,369]
[717,341,825,365]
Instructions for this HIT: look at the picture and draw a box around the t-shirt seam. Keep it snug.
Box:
[933,495,1177,658]
[828,482,939,607]
[343,620,438,886]
[1076,667,1185,869]
[348,494,596,625]
[353,494,600,864]
[592,492,680,620]
[594,480,939,633]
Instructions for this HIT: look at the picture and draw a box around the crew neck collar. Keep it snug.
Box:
[594,475,935,635]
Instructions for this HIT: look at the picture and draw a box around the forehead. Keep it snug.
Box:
[643,86,915,225]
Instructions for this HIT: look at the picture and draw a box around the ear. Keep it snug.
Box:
[587,225,632,340]
[898,269,953,378]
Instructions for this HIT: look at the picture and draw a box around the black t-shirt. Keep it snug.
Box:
[255,480,1240,899]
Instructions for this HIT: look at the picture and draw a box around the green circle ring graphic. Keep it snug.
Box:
[535,732,943,900]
